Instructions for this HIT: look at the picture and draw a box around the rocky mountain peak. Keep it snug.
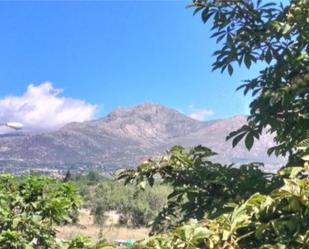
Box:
[0,103,285,173]
[105,103,188,121]
[93,103,203,143]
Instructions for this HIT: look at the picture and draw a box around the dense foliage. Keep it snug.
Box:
[76,178,170,227]
[119,147,309,249]
[190,0,309,159]
[0,176,80,249]
[118,146,282,234]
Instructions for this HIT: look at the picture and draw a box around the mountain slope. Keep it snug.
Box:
[0,103,285,173]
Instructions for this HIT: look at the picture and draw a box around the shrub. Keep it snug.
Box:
[0,175,81,248]
[84,180,170,227]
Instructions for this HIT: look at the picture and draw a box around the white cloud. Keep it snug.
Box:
[187,105,214,121]
[0,82,97,132]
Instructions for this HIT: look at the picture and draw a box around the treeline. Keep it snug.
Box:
[70,171,171,227]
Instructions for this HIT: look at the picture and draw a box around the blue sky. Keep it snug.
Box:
[0,0,261,131]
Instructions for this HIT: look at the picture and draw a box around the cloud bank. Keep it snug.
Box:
[0,82,97,132]
[188,106,214,121]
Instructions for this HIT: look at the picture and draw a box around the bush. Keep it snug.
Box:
[80,179,170,227]
[118,145,282,233]
[0,175,81,248]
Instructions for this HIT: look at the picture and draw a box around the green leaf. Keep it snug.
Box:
[232,132,247,147]
[282,24,291,34]
[139,181,146,190]
[265,48,272,64]
[244,54,252,69]
[12,218,20,229]
[228,64,233,76]
[245,134,254,150]
[222,230,230,241]
[301,155,309,161]
[193,6,204,15]
[201,7,210,23]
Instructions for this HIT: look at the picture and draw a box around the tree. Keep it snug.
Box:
[63,170,72,182]
[86,179,169,228]
[190,0,308,160]
[118,146,282,233]
[0,176,81,249]
[132,162,309,249]
[115,1,309,248]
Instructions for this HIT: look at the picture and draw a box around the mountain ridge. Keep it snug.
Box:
[0,103,285,174]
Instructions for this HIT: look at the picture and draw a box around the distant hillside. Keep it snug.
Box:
[0,103,285,173]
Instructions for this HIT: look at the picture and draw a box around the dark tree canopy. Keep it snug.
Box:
[190,0,309,159]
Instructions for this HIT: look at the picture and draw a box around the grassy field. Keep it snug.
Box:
[57,209,149,242]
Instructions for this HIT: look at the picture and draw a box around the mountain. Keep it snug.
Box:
[0,103,285,174]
